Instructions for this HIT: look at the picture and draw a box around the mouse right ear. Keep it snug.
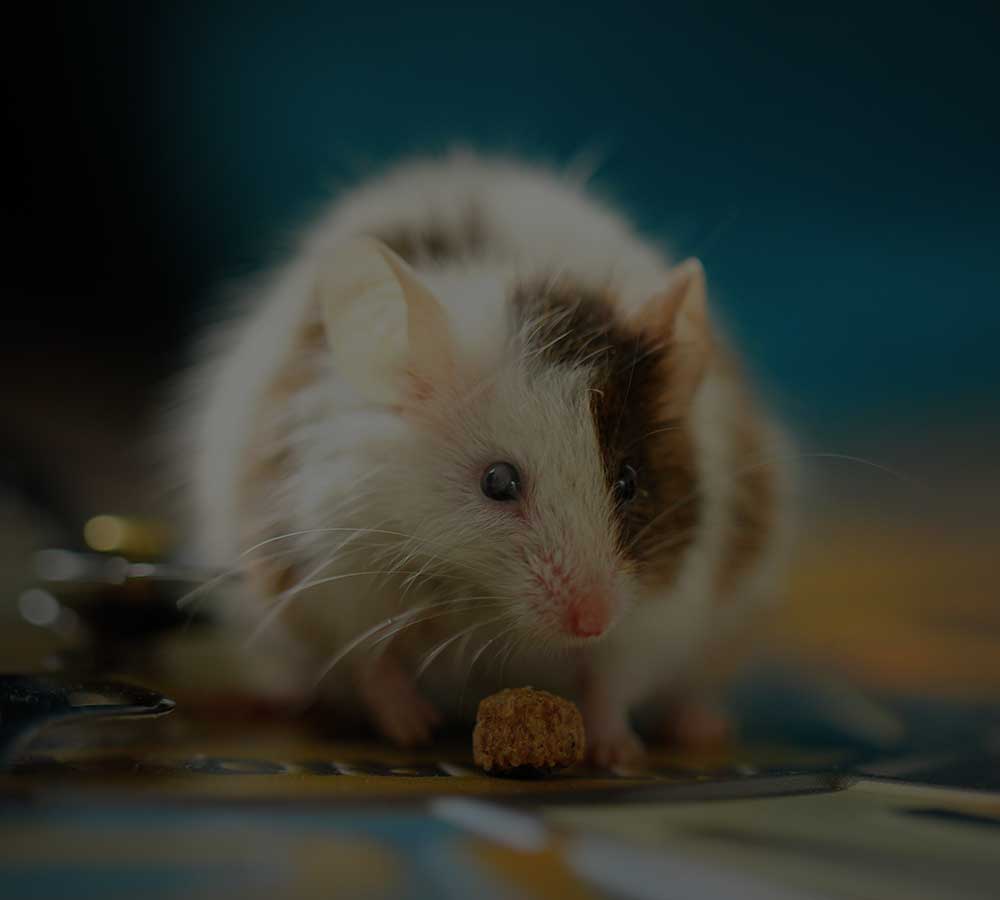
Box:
[634,258,714,412]
[316,238,456,406]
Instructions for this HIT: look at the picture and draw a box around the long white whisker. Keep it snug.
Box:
[313,597,478,686]
[176,546,302,609]
[414,614,509,680]
[498,630,529,683]
[292,568,471,600]
[399,552,439,604]
[610,339,640,449]
[244,568,471,649]
[469,622,520,676]
[244,524,389,645]
[576,343,613,367]
[370,601,510,652]
[234,466,389,559]
[793,452,923,488]
[624,422,682,451]
[627,449,923,554]
[459,618,522,712]
[525,328,574,360]
[232,527,492,576]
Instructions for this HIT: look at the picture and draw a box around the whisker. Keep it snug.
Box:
[498,630,528,683]
[469,622,520,677]
[614,337,667,375]
[371,599,511,652]
[626,449,924,555]
[234,469,390,559]
[524,328,574,361]
[234,526,494,579]
[414,613,509,680]
[244,524,391,645]
[243,568,475,649]
[639,528,700,557]
[176,546,302,610]
[623,421,682,451]
[610,343,639,449]
[459,622,511,712]
[486,623,522,675]
[576,343,614,367]
[793,452,923,489]
[398,552,440,604]
[294,568,472,599]
[232,527,414,557]
[313,597,482,686]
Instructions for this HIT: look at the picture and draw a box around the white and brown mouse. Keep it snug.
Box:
[177,151,795,766]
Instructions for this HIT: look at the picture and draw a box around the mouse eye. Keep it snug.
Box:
[613,464,637,504]
[481,462,521,502]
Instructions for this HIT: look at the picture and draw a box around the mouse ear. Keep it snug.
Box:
[635,258,713,407]
[316,238,455,405]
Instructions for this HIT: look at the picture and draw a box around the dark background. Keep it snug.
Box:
[3,1,999,525]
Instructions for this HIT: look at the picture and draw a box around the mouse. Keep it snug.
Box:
[175,151,796,767]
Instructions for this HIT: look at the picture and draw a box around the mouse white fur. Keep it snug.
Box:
[180,151,795,765]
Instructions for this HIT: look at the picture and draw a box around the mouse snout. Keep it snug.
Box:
[526,550,619,639]
[564,590,611,638]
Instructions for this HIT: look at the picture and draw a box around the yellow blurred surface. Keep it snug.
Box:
[769,519,1000,699]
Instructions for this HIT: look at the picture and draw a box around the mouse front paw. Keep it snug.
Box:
[579,670,645,769]
[357,653,442,747]
[662,699,731,751]
[587,724,646,769]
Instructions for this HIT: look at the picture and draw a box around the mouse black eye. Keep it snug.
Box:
[613,464,638,504]
[481,462,521,502]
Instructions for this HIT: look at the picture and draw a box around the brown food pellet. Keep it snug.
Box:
[473,687,585,774]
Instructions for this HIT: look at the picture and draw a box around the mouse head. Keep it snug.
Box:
[318,239,713,645]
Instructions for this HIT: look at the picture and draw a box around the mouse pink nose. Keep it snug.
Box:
[565,593,611,638]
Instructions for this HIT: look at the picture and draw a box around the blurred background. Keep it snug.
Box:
[2,2,998,744]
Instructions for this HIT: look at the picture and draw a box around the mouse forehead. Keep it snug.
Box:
[463,360,618,563]
[506,277,660,477]
[477,362,605,483]
[496,276,700,575]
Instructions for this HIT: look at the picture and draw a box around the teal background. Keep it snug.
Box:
[6,2,999,438]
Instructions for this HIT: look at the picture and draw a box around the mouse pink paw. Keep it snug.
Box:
[357,653,442,747]
[579,672,645,769]
[587,725,646,769]
[662,700,731,751]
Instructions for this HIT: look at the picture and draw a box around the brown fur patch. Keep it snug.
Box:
[374,204,488,265]
[511,279,700,583]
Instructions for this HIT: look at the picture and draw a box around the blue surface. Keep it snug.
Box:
[0,807,499,900]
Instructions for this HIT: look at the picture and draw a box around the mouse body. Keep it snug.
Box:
[179,152,795,764]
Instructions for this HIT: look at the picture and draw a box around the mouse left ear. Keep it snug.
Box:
[316,237,456,406]
[635,258,713,405]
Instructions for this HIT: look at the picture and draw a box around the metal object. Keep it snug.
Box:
[0,674,175,768]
